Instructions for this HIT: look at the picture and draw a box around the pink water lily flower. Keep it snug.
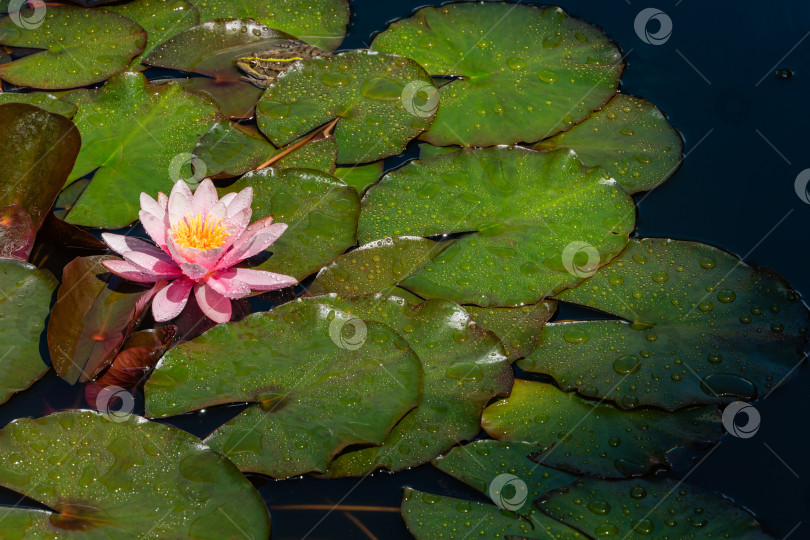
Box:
[101,179,297,323]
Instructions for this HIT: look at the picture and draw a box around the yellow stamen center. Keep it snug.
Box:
[171,213,229,250]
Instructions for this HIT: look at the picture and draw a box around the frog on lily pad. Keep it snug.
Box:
[235,40,328,88]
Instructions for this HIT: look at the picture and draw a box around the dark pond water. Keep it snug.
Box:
[2,1,809,538]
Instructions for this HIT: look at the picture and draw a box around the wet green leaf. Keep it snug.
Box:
[310,236,446,298]
[146,303,422,478]
[0,103,80,260]
[520,238,810,409]
[482,380,722,478]
[144,19,295,119]
[538,477,771,539]
[107,0,200,67]
[0,410,271,538]
[434,441,576,516]
[274,295,513,476]
[334,161,383,194]
[47,255,155,385]
[401,488,585,540]
[0,259,56,405]
[219,167,359,280]
[257,49,437,163]
[62,71,222,228]
[195,121,336,178]
[359,146,635,306]
[189,0,349,50]
[533,94,683,193]
[0,92,77,117]
[0,6,146,89]
[465,302,557,361]
[372,3,621,146]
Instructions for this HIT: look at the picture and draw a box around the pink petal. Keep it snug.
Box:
[191,178,219,217]
[102,259,162,283]
[205,270,252,299]
[157,192,169,210]
[219,192,237,207]
[175,245,223,271]
[123,251,182,278]
[140,193,165,219]
[217,219,287,269]
[228,267,297,291]
[139,210,169,251]
[152,277,193,321]
[218,207,251,253]
[225,187,253,219]
[168,182,192,226]
[165,235,189,265]
[180,262,208,280]
[194,282,232,323]
[102,233,172,262]
[205,200,227,222]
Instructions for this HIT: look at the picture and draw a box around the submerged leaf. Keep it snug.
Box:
[359,146,635,306]
[538,477,772,539]
[533,94,683,193]
[257,49,437,163]
[219,167,359,280]
[482,380,722,478]
[520,238,810,409]
[62,71,222,228]
[0,92,77,117]
[0,259,57,405]
[0,6,146,89]
[372,3,622,146]
[334,161,384,194]
[465,302,557,361]
[146,303,422,478]
[0,410,271,538]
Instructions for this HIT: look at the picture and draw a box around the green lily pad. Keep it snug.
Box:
[144,19,297,119]
[0,102,80,260]
[434,441,576,516]
[257,49,438,163]
[146,303,421,478]
[481,380,722,478]
[189,0,349,50]
[371,3,622,147]
[401,488,585,540]
[359,146,635,306]
[334,161,383,194]
[519,238,810,410]
[0,6,146,89]
[62,71,222,228]
[0,259,57,405]
[195,121,336,178]
[533,94,683,193]
[47,256,155,385]
[538,477,771,539]
[465,302,557,361]
[107,0,200,67]
[310,236,447,298]
[219,167,359,280]
[0,410,271,538]
[0,92,77,117]
[275,295,513,476]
